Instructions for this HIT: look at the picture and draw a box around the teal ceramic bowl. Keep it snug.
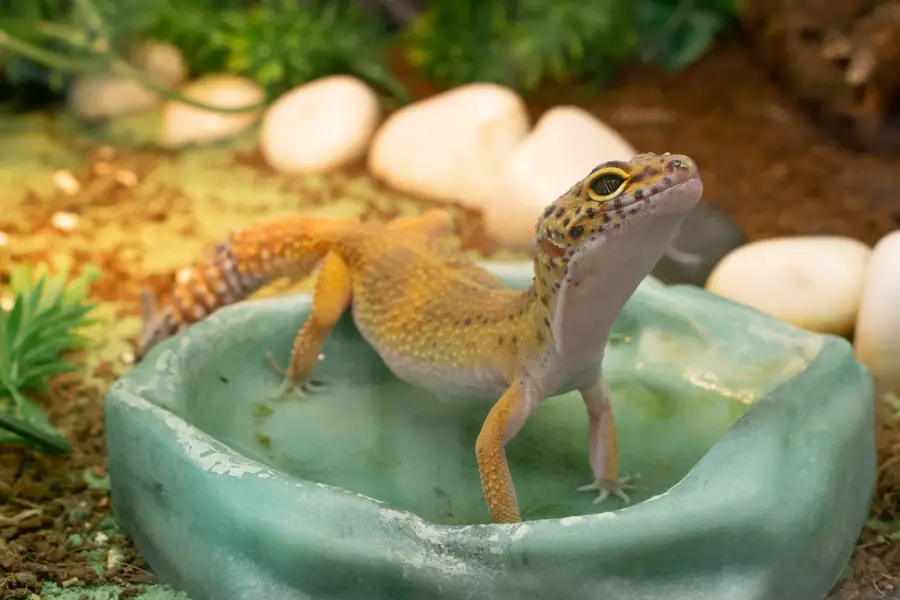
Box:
[105,262,875,600]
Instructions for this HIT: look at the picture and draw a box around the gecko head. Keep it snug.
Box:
[533,152,703,261]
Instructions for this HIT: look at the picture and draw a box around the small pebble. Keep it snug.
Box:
[261,75,381,174]
[68,75,159,120]
[368,83,530,208]
[652,202,746,286]
[53,170,81,195]
[706,235,871,336]
[51,211,80,232]
[854,230,900,392]
[129,41,186,88]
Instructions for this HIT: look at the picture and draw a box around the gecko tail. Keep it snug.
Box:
[135,214,359,359]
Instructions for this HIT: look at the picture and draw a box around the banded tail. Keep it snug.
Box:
[136,214,359,359]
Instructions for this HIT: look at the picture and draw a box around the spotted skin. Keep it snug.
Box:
[138,153,704,524]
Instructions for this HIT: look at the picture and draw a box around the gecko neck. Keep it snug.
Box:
[536,212,689,364]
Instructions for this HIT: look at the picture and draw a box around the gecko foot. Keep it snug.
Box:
[576,474,641,505]
[276,377,327,400]
[265,351,327,400]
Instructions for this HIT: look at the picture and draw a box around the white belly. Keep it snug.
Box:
[352,314,510,399]
[353,311,602,401]
[377,349,510,399]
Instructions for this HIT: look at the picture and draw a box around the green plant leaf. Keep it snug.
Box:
[634,0,736,70]
[405,0,640,94]
[18,361,79,390]
[1,297,22,354]
[0,399,71,453]
[0,263,101,454]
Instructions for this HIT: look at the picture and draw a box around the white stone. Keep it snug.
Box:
[482,106,637,248]
[130,41,187,88]
[854,230,900,392]
[68,76,158,120]
[68,42,186,120]
[367,83,530,207]
[706,236,872,336]
[162,74,265,147]
[260,75,381,174]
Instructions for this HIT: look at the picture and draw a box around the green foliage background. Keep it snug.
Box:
[0,0,740,106]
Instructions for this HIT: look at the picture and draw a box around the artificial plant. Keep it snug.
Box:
[131,0,409,104]
[634,0,741,71]
[403,0,741,93]
[0,0,740,112]
[0,0,409,110]
[404,0,637,92]
[0,263,102,453]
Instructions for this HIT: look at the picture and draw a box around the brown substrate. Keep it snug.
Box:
[0,372,157,598]
[740,0,900,155]
[2,36,900,598]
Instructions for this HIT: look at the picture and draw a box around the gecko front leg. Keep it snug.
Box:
[576,378,640,505]
[268,251,351,399]
[475,377,539,523]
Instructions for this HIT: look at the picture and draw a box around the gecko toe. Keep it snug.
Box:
[274,374,328,401]
[302,379,328,392]
[577,474,641,506]
[266,351,327,396]
[276,378,305,401]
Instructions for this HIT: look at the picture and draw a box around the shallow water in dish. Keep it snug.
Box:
[171,273,820,525]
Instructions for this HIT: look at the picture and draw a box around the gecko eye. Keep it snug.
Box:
[586,170,628,200]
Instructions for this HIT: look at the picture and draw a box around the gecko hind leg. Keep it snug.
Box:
[387,209,454,240]
[576,379,641,506]
[267,251,352,400]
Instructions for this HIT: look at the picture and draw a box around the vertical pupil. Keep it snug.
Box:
[593,174,624,196]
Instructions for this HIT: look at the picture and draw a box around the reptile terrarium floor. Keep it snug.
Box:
[1,36,898,599]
